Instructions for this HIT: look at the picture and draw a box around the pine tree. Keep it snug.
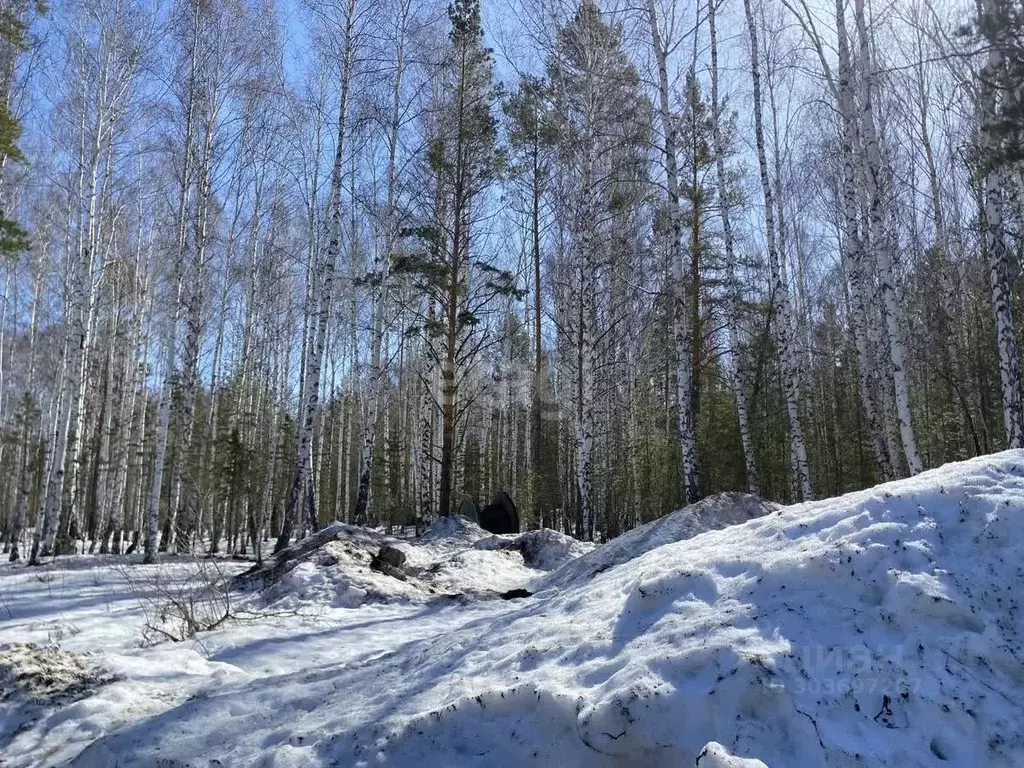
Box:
[397,0,512,518]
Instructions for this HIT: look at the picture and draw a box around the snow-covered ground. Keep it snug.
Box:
[2,452,1023,767]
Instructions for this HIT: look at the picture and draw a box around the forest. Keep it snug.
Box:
[0,0,1022,562]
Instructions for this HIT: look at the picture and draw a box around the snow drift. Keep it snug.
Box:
[537,491,776,590]
[4,452,1024,767]
[474,528,595,571]
[230,516,589,609]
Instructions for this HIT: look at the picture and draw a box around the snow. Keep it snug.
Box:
[2,452,1024,766]
[697,742,770,767]
[537,491,776,590]
[246,518,576,608]
[474,528,595,571]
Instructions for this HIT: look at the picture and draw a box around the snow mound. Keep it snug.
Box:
[233,523,423,609]
[539,491,776,590]
[697,742,769,767]
[335,456,1024,766]
[414,548,540,596]
[240,518,580,608]
[474,528,596,570]
[418,515,492,544]
[263,538,426,609]
[34,453,1024,767]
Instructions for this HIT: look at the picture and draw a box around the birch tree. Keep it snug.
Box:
[647,0,698,504]
[547,0,650,537]
[708,0,758,495]
[276,0,359,550]
[742,0,812,501]
[851,0,923,474]
[977,0,1024,448]
[351,0,413,525]
[34,0,151,560]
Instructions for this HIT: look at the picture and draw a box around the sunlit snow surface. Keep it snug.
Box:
[2,452,1024,767]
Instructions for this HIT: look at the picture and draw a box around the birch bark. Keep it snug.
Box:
[834,0,893,478]
[708,0,758,495]
[276,0,357,550]
[353,0,409,524]
[852,0,923,474]
[647,0,699,505]
[145,1,201,562]
[742,0,812,500]
[978,0,1024,448]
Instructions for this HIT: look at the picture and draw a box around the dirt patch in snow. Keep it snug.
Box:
[0,643,110,705]
[0,643,115,750]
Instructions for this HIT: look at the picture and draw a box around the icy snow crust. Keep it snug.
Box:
[0,452,1022,766]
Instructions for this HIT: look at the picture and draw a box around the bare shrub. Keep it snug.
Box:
[118,557,236,644]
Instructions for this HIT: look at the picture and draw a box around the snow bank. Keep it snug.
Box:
[474,528,596,571]
[9,453,1024,767]
[697,742,769,767]
[242,516,575,608]
[538,491,776,590]
[333,457,1023,766]
[251,526,427,609]
[418,514,492,544]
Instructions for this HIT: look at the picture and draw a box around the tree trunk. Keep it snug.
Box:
[853,0,922,474]
[353,7,407,525]
[648,0,699,505]
[709,0,758,495]
[978,0,1024,449]
[277,0,356,550]
[742,0,813,501]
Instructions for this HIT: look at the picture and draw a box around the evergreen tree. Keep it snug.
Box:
[398,0,514,517]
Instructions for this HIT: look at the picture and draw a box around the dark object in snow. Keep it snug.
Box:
[370,545,408,580]
[456,495,480,524]
[370,558,408,581]
[479,491,519,535]
[500,588,533,600]
[0,644,115,706]
[376,546,407,569]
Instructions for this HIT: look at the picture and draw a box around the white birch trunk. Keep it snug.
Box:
[978,0,1024,448]
[648,0,699,505]
[852,0,922,474]
[144,3,202,562]
[709,0,758,495]
[104,210,151,554]
[353,8,407,524]
[277,0,356,549]
[742,0,812,501]
[8,248,44,561]
[832,0,893,478]
[417,301,437,525]
[33,89,106,561]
